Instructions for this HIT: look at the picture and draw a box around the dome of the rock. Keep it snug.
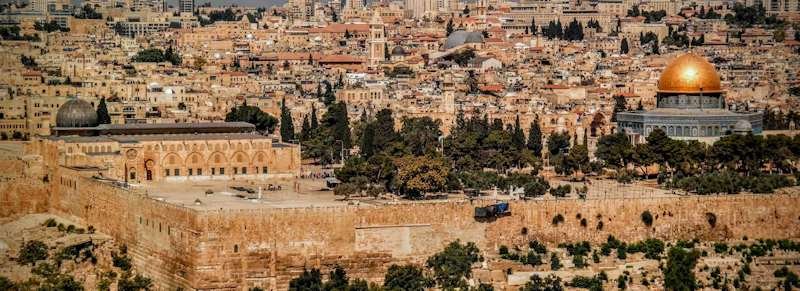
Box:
[657,53,722,94]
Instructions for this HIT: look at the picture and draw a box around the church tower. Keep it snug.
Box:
[369,12,386,67]
[442,73,455,113]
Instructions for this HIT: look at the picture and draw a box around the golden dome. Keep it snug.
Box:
[657,53,722,94]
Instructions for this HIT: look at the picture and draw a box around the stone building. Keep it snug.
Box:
[34,98,300,184]
[616,53,763,143]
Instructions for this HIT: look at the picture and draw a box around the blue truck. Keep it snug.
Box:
[474,201,510,219]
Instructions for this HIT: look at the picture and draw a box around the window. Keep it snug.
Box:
[197,168,202,176]
[242,167,247,174]
[165,169,170,176]
[233,244,239,253]
[129,172,136,180]
[175,169,181,176]
[220,168,225,175]
[211,168,216,175]
[188,168,193,176]
[262,167,268,174]
[234,167,238,175]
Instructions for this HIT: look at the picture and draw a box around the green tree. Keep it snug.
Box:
[0,276,15,290]
[323,80,337,105]
[310,104,319,130]
[384,264,432,291]
[426,240,481,289]
[301,115,311,141]
[547,132,571,157]
[611,95,627,122]
[118,272,152,291]
[566,144,590,174]
[394,155,449,198]
[523,176,550,197]
[289,268,323,291]
[18,240,48,265]
[550,253,562,270]
[663,247,700,291]
[620,37,629,54]
[522,274,563,291]
[512,115,526,150]
[360,122,376,158]
[322,266,348,291]
[400,117,442,156]
[131,48,170,63]
[527,118,543,157]
[280,98,295,142]
[225,102,279,133]
[595,132,633,167]
[329,102,351,149]
[96,97,111,124]
[446,18,454,36]
[164,46,181,66]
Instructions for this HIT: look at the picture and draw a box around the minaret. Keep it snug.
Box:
[442,73,455,113]
[368,11,386,68]
[476,0,487,16]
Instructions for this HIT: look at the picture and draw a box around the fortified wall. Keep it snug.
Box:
[2,167,800,290]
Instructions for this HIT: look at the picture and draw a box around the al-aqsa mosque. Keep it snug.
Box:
[617,53,763,143]
[27,98,301,184]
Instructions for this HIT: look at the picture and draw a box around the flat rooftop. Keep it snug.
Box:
[140,178,351,210]
[131,177,683,211]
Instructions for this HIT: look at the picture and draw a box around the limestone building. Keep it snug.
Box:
[616,53,763,143]
[36,98,300,184]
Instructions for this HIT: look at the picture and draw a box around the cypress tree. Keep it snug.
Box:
[651,38,660,54]
[96,97,111,124]
[361,122,376,158]
[527,117,543,157]
[446,18,454,36]
[301,115,311,141]
[333,102,351,149]
[280,98,295,142]
[512,115,525,150]
[611,95,628,122]
[620,37,630,54]
[373,108,396,148]
[324,81,336,105]
[310,104,319,130]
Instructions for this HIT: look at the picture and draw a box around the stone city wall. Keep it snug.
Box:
[2,171,799,290]
[195,193,800,290]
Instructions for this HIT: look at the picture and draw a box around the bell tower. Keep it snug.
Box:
[369,11,386,67]
[442,73,455,113]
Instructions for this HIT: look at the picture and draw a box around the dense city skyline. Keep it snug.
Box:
[1,0,799,289]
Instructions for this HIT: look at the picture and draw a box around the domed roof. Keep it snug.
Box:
[444,31,484,50]
[657,53,722,94]
[734,119,753,132]
[56,98,98,128]
[391,46,406,56]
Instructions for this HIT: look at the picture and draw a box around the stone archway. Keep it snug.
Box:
[144,159,154,181]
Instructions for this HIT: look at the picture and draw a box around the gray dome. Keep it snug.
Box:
[733,119,752,133]
[56,98,98,127]
[391,46,406,56]
[444,30,484,50]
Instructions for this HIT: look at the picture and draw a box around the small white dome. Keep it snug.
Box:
[734,120,753,132]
